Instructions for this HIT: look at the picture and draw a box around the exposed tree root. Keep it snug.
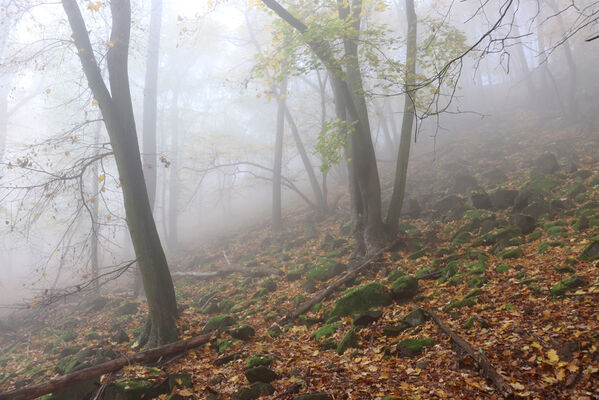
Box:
[421,307,515,399]
[0,333,212,400]
[286,239,401,321]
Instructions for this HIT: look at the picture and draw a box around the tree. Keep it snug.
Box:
[61,0,178,348]
[271,74,287,234]
[142,0,163,211]
[386,0,417,233]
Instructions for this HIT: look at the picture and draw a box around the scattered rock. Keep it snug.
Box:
[328,282,392,321]
[116,302,139,316]
[390,276,418,301]
[112,329,129,344]
[490,189,518,209]
[400,198,421,218]
[453,172,479,194]
[293,394,333,400]
[397,337,434,357]
[532,153,559,176]
[231,324,255,341]
[470,192,493,210]
[245,366,278,383]
[336,328,358,355]
[580,240,599,261]
[551,274,586,295]
[510,214,536,235]
[402,308,427,327]
[203,315,236,333]
[353,309,383,327]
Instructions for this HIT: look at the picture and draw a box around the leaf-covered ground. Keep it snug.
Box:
[1,117,599,399]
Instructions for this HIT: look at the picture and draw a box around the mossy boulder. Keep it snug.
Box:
[532,153,559,176]
[231,324,255,341]
[104,378,169,400]
[580,240,599,261]
[203,315,236,333]
[551,274,586,296]
[245,366,278,383]
[490,189,518,209]
[353,309,383,327]
[169,373,192,390]
[510,214,536,235]
[328,282,392,321]
[306,258,346,282]
[293,394,333,400]
[116,302,139,316]
[499,247,523,259]
[336,328,359,355]
[397,337,434,357]
[313,323,339,342]
[247,355,275,368]
[390,276,418,301]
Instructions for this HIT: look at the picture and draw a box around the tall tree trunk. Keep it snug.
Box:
[90,123,101,296]
[386,0,417,232]
[272,76,288,234]
[513,24,536,101]
[339,0,385,254]
[283,106,325,214]
[142,0,162,211]
[167,89,180,251]
[62,0,178,348]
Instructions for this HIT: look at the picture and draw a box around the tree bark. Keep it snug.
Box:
[168,89,180,250]
[142,0,163,211]
[386,0,417,233]
[0,333,212,400]
[61,0,178,348]
[272,75,288,234]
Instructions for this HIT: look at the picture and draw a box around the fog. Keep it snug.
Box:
[0,0,597,311]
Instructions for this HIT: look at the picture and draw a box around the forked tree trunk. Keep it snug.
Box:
[386,0,417,233]
[142,0,163,211]
[272,75,288,234]
[62,0,178,348]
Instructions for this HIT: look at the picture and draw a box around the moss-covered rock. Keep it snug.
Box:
[313,322,339,342]
[104,378,170,400]
[306,258,346,282]
[499,247,523,259]
[267,324,282,338]
[245,366,278,383]
[551,274,586,295]
[383,324,409,337]
[116,302,139,316]
[352,309,383,327]
[293,394,333,400]
[336,328,358,355]
[247,355,275,368]
[580,240,599,261]
[169,373,192,390]
[495,263,509,273]
[397,337,434,357]
[402,308,426,327]
[203,315,236,333]
[231,324,255,341]
[390,276,418,301]
[328,282,392,321]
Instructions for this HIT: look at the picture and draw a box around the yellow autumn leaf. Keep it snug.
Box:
[511,382,525,391]
[98,174,105,183]
[177,388,193,397]
[556,368,566,381]
[92,98,99,106]
[87,1,102,11]
[547,349,559,364]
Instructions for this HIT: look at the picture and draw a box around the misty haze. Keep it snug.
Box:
[0,0,598,399]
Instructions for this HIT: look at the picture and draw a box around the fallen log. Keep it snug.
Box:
[421,307,514,399]
[0,333,212,400]
[285,239,401,321]
[172,266,281,279]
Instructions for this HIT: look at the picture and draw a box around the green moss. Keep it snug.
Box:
[448,275,463,286]
[84,331,101,340]
[169,373,192,389]
[328,282,391,321]
[247,355,275,368]
[313,322,339,342]
[499,247,523,259]
[524,175,560,194]
[399,337,434,353]
[267,325,282,338]
[538,242,549,254]
[306,257,342,282]
[551,274,586,295]
[445,295,478,311]
[452,231,472,246]
[217,338,237,354]
[383,324,409,337]
[55,357,78,374]
[467,261,486,275]
[390,275,418,299]
[528,229,543,241]
[336,328,359,355]
[580,240,599,261]
[496,264,509,273]
[61,329,77,342]
[386,269,405,282]
[115,379,153,391]
[510,237,524,246]
[203,315,236,333]
[408,248,427,260]
[548,240,564,247]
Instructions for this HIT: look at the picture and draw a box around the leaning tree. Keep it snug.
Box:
[61,0,178,348]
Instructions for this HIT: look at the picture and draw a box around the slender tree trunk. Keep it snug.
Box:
[513,24,536,101]
[386,0,417,232]
[283,106,325,214]
[272,76,288,234]
[90,123,101,296]
[142,0,162,211]
[168,90,180,250]
[62,0,178,348]
[340,0,385,254]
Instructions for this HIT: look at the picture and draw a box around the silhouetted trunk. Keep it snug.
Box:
[513,24,536,101]
[272,76,287,234]
[62,0,178,348]
[284,106,325,215]
[168,89,180,250]
[90,123,101,296]
[386,0,417,233]
[142,0,162,211]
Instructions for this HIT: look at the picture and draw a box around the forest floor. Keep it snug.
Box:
[1,113,599,400]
